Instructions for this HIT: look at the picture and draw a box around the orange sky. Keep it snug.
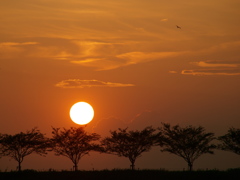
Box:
[1,0,240,171]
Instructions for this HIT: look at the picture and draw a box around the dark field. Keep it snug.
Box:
[0,169,240,180]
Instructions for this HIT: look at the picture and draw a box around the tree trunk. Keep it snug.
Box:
[74,163,78,171]
[188,162,193,171]
[18,161,22,172]
[130,160,135,170]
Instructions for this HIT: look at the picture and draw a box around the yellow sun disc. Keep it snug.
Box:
[70,102,94,125]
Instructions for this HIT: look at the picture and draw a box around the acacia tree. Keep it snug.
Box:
[218,128,240,155]
[51,127,100,171]
[1,128,48,171]
[157,123,216,171]
[101,126,158,170]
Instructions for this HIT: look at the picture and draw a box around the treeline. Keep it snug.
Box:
[0,123,239,172]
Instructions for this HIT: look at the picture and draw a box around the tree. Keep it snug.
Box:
[218,128,240,155]
[157,123,216,171]
[101,126,158,170]
[0,133,3,158]
[50,127,100,171]
[1,128,48,171]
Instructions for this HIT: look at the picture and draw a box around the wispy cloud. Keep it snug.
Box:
[182,60,240,76]
[0,41,39,58]
[191,60,239,68]
[55,79,135,88]
[117,51,174,63]
[0,42,38,46]
[160,18,168,22]
[116,51,185,65]
[169,71,178,74]
[181,69,240,76]
[180,40,240,76]
[66,50,185,70]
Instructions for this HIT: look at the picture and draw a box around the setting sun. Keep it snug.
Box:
[70,102,94,125]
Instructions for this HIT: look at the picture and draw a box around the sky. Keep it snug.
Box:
[0,0,240,171]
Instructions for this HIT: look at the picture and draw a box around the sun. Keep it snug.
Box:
[70,102,94,125]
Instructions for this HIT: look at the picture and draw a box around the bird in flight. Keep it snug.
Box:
[176,25,181,29]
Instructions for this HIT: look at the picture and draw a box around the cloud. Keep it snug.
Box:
[182,60,240,76]
[181,69,240,76]
[71,39,240,71]
[72,51,185,71]
[116,51,184,65]
[70,58,106,65]
[169,71,178,74]
[2,38,184,71]
[0,41,39,58]
[160,18,168,22]
[0,42,38,46]
[55,79,135,88]
[191,60,239,68]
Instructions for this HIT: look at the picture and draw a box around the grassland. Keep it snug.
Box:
[0,169,239,180]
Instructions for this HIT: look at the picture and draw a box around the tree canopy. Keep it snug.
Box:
[101,126,158,170]
[50,127,100,171]
[0,128,48,171]
[157,123,216,171]
[218,128,240,155]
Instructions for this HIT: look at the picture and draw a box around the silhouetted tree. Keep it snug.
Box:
[1,128,48,171]
[0,133,3,158]
[101,126,158,170]
[50,127,100,171]
[157,123,216,171]
[218,128,240,155]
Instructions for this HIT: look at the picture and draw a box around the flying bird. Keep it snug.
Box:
[176,25,181,29]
